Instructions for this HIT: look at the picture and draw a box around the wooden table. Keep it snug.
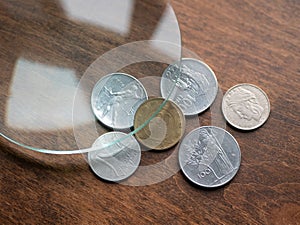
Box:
[1,0,299,224]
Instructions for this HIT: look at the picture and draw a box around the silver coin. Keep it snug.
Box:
[160,58,218,115]
[222,83,270,130]
[88,132,141,182]
[91,73,148,129]
[178,126,241,188]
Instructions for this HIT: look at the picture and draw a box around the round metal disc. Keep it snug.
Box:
[88,132,141,182]
[222,83,270,130]
[134,97,185,150]
[160,58,218,115]
[91,73,148,129]
[178,126,241,188]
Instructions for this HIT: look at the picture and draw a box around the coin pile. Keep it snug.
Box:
[89,58,270,187]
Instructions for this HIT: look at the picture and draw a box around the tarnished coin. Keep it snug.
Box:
[134,97,185,150]
[88,132,141,182]
[160,58,218,115]
[179,126,241,188]
[222,83,270,130]
[91,73,148,129]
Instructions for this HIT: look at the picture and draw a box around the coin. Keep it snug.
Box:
[91,73,148,129]
[160,58,218,115]
[178,126,241,188]
[88,132,141,182]
[134,97,185,150]
[222,83,270,130]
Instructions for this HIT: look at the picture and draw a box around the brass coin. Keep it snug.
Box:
[134,97,185,150]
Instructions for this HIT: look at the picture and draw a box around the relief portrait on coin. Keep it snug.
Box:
[186,129,236,184]
[97,79,145,127]
[226,87,264,121]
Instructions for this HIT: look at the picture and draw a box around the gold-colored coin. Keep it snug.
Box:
[134,97,185,150]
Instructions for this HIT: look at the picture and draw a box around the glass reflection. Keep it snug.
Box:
[0,0,181,152]
[6,57,90,131]
[60,0,134,36]
[150,4,181,58]
[151,4,178,42]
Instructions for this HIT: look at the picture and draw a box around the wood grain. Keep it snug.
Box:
[1,0,299,224]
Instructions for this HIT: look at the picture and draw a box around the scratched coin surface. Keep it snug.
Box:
[88,132,141,182]
[222,83,270,130]
[178,126,241,188]
[91,73,148,129]
[160,58,218,115]
[134,98,185,150]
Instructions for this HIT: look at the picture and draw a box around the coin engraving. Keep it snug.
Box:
[226,87,264,121]
[88,132,141,182]
[161,58,218,115]
[179,126,241,188]
[91,73,148,129]
[165,64,204,94]
[185,130,234,180]
[222,84,270,130]
[134,98,185,150]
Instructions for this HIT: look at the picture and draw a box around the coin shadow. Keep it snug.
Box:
[222,106,271,133]
[196,106,211,117]
[179,170,233,191]
[88,166,117,184]
[225,121,260,133]
[88,166,136,185]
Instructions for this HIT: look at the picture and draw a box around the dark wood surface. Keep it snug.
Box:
[1,0,299,224]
